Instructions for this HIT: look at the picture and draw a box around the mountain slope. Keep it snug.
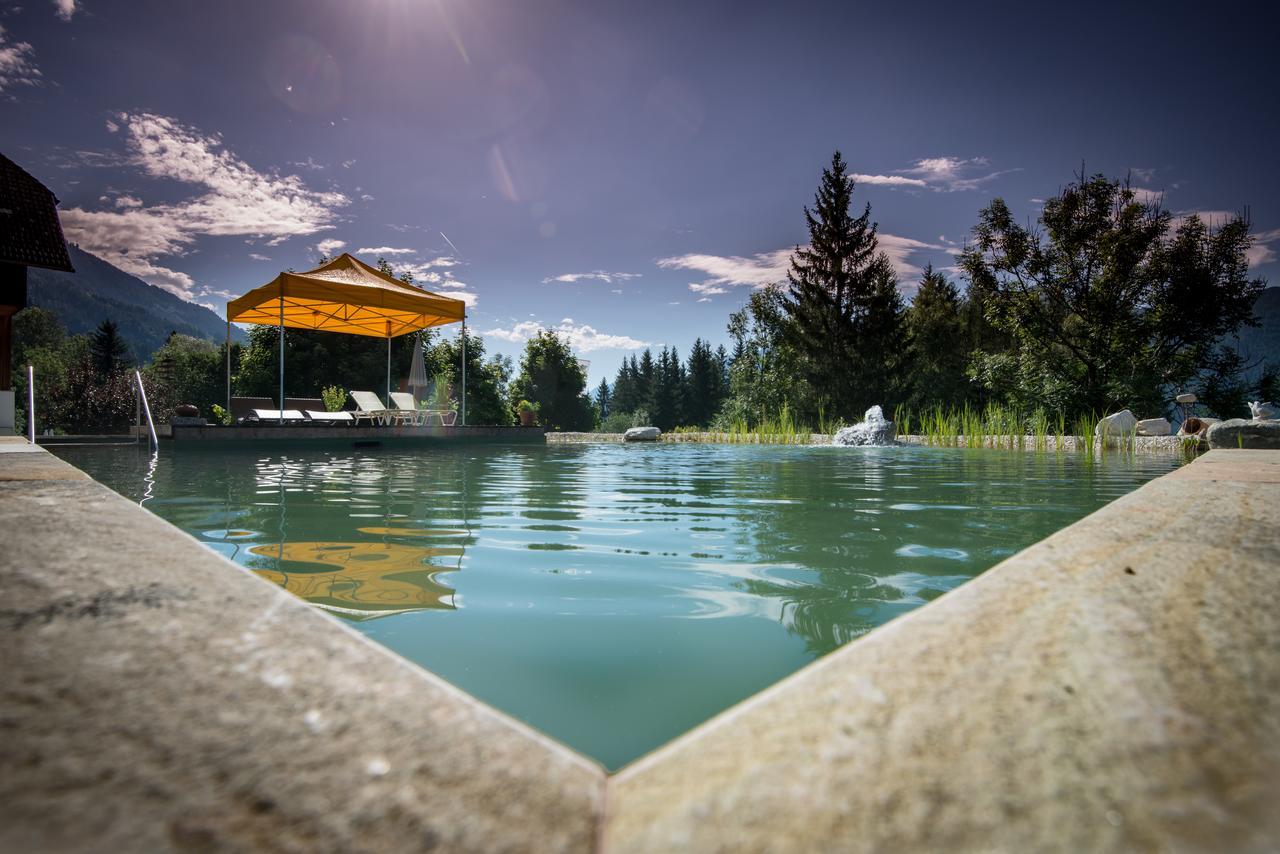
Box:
[1223,286,1280,380]
[26,245,245,359]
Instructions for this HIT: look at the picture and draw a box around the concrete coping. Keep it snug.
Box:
[2,438,1277,851]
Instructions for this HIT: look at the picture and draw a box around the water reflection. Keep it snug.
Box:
[248,541,462,621]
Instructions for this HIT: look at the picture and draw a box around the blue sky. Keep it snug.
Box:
[2,0,1277,385]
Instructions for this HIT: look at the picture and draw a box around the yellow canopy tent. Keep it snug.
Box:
[225,253,467,424]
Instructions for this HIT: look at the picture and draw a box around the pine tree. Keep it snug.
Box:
[684,338,720,428]
[637,349,656,411]
[649,346,684,430]
[783,151,903,419]
[90,318,131,377]
[595,378,611,418]
[905,265,969,409]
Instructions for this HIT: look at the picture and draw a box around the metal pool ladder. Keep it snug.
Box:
[134,370,158,450]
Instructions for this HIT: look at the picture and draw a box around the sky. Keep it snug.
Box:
[2,0,1278,386]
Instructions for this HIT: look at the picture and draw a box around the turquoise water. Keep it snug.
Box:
[53,442,1178,769]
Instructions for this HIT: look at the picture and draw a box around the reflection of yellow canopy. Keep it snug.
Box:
[227,253,465,338]
[249,541,463,620]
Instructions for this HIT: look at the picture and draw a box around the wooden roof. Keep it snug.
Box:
[0,153,74,272]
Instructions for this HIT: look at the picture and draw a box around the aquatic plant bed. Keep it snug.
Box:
[51,441,1178,769]
[548,431,1199,454]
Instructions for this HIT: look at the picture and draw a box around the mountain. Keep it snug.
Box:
[1224,286,1280,381]
[26,245,245,359]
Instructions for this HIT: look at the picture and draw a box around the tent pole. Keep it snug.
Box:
[225,314,231,413]
[460,311,466,427]
[386,328,391,406]
[278,294,284,424]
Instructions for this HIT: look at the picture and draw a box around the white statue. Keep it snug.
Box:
[1248,401,1276,421]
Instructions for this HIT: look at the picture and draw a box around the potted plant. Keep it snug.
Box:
[321,385,348,412]
[516,399,538,427]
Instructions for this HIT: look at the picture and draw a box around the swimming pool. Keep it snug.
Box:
[53,441,1179,769]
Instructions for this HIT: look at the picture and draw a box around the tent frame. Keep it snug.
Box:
[223,254,467,426]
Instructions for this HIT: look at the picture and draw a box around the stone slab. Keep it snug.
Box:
[0,450,604,853]
[0,442,90,480]
[605,449,1280,852]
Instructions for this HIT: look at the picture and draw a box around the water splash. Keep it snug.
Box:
[832,405,897,446]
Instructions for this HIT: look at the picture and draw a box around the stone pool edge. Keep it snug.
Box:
[0,437,605,853]
[3,439,1277,852]
[604,448,1280,852]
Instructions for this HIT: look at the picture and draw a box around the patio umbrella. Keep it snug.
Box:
[226,253,467,423]
[407,332,429,405]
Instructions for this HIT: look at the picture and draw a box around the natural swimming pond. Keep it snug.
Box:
[53,441,1179,769]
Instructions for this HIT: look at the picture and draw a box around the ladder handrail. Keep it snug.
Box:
[134,370,158,450]
[27,364,35,444]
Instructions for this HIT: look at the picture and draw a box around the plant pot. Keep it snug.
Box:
[519,410,535,427]
[175,403,199,418]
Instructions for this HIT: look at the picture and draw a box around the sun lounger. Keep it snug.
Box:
[304,410,354,425]
[350,391,409,426]
[421,407,457,426]
[246,409,306,423]
[389,392,425,426]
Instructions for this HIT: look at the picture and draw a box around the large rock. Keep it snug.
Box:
[1207,418,1280,450]
[1095,409,1138,437]
[624,426,661,442]
[833,405,896,447]
[1136,417,1171,437]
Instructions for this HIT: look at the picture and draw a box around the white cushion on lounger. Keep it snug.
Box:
[249,409,305,421]
[305,410,353,422]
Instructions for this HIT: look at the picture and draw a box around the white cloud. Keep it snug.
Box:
[542,270,642,285]
[248,253,271,262]
[52,0,77,22]
[663,235,942,298]
[356,246,415,255]
[877,234,949,282]
[315,238,346,256]
[482,319,649,352]
[0,25,41,93]
[114,195,142,209]
[434,290,477,309]
[854,156,1018,193]
[59,112,349,300]
[1128,187,1163,205]
[851,174,927,188]
[1166,213,1279,269]
[1246,227,1280,268]
[1131,167,1156,183]
[658,248,793,293]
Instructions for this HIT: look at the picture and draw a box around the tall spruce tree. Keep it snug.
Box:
[783,151,903,419]
[905,265,970,409]
[684,338,719,428]
[637,349,656,410]
[90,319,131,377]
[594,378,611,419]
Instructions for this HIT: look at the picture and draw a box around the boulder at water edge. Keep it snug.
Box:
[1095,409,1138,437]
[833,405,896,446]
[1207,419,1280,450]
[624,426,661,442]
[1136,417,1171,436]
